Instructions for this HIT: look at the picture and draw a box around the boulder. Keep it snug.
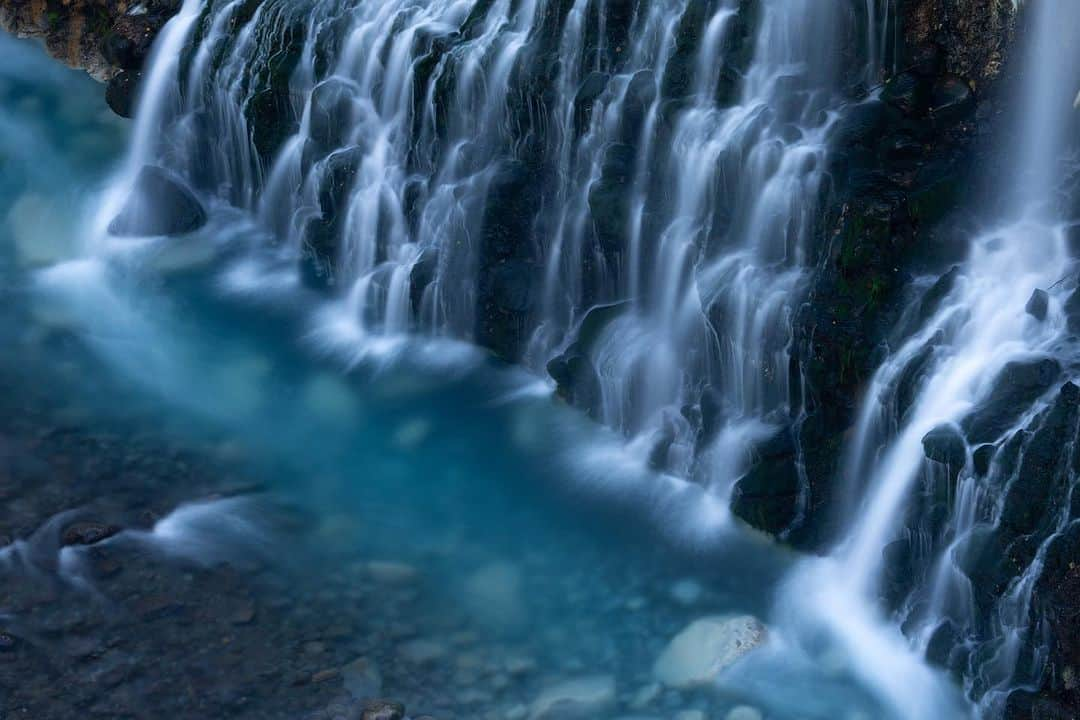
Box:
[106,70,141,119]
[962,358,1061,443]
[652,615,767,688]
[1026,288,1049,322]
[529,675,616,720]
[921,423,967,467]
[108,166,207,237]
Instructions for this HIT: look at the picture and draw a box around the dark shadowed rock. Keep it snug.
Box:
[102,16,158,70]
[962,357,1061,443]
[929,74,975,125]
[972,443,996,476]
[921,424,967,467]
[1025,288,1049,321]
[108,166,208,237]
[730,427,800,536]
[106,70,141,119]
[61,521,121,547]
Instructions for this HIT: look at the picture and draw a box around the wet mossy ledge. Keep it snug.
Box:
[0,0,180,117]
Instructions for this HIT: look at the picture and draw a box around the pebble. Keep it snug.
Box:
[505,703,529,720]
[366,561,419,585]
[312,668,341,684]
[342,657,382,699]
[361,699,406,720]
[725,706,763,720]
[670,578,704,606]
[399,638,447,664]
[528,675,616,720]
[675,712,707,720]
[630,682,661,709]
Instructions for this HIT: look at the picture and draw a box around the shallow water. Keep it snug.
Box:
[0,31,973,720]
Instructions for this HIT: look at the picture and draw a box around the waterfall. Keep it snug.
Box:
[793,0,1080,717]
[102,0,877,496]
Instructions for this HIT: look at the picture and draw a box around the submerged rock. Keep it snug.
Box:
[464,561,525,630]
[652,615,767,688]
[360,699,405,720]
[108,166,208,237]
[528,675,616,719]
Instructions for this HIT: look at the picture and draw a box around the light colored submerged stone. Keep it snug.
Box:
[392,417,431,449]
[398,638,447,664]
[670,578,704,606]
[725,705,763,720]
[464,561,525,630]
[653,615,767,689]
[528,675,616,720]
[8,193,77,267]
[366,560,419,584]
[629,682,661,709]
[674,711,707,720]
[342,657,382,699]
[303,372,360,422]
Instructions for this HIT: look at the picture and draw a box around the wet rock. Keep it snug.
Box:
[929,75,975,125]
[106,70,141,119]
[366,561,419,584]
[730,427,800,536]
[61,521,121,547]
[108,166,208,237]
[999,382,1079,535]
[921,424,967,467]
[962,358,1061,443]
[1026,288,1049,322]
[670,578,704,606]
[881,72,930,117]
[398,638,446,664]
[464,561,525,630]
[629,682,661,709]
[308,77,357,154]
[132,593,181,620]
[725,707,764,720]
[653,615,767,688]
[529,675,616,719]
[102,16,157,70]
[972,443,996,476]
[311,668,341,684]
[342,657,382,699]
[360,699,405,720]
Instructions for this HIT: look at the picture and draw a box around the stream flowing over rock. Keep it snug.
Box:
[10,0,1080,717]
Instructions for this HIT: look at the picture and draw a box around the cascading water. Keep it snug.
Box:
[43,0,1074,716]
[782,1,1080,718]
[98,0,885,500]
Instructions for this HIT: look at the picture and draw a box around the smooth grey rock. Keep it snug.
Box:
[653,615,767,688]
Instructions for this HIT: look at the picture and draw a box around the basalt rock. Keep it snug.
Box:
[108,165,208,237]
[0,0,178,112]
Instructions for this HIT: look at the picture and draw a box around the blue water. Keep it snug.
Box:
[0,32,959,720]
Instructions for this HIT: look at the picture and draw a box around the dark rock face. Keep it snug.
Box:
[921,424,967,468]
[105,69,141,118]
[1026,288,1049,321]
[108,165,208,237]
